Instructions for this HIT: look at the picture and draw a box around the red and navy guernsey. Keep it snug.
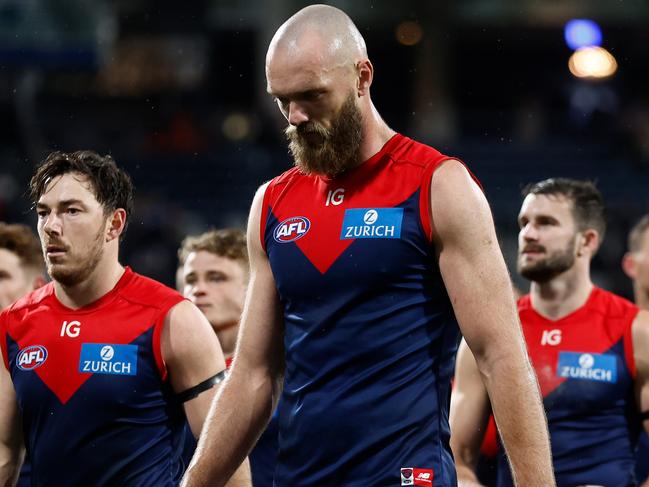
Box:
[0,267,189,486]
[261,133,467,486]
[498,288,641,487]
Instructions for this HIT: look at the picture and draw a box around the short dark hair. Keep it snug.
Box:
[29,151,135,237]
[628,214,649,252]
[178,228,248,268]
[522,178,606,240]
[0,222,45,274]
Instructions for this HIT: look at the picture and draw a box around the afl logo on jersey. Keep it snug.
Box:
[16,345,48,370]
[274,216,311,243]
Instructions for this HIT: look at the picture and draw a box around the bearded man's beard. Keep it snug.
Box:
[518,237,577,283]
[285,93,363,178]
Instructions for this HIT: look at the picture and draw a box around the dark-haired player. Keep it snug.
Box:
[0,151,250,486]
[451,179,649,487]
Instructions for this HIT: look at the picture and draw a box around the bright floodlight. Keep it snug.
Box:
[564,19,602,50]
[568,46,617,79]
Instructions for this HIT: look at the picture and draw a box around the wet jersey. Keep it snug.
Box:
[498,288,640,487]
[0,267,188,486]
[261,133,467,486]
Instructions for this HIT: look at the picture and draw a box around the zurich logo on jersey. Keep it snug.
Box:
[16,345,48,370]
[79,343,138,376]
[557,351,617,383]
[341,208,404,240]
[274,216,311,243]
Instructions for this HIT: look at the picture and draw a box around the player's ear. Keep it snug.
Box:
[578,229,599,257]
[356,59,373,96]
[622,252,636,279]
[106,208,127,242]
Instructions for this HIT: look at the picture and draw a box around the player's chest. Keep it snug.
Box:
[9,310,158,404]
[523,317,631,405]
[266,178,427,281]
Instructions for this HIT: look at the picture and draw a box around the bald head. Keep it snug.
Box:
[267,5,367,70]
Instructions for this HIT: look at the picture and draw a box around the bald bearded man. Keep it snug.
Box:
[182,5,554,487]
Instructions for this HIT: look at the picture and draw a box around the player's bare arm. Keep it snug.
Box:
[450,339,490,487]
[182,182,285,487]
[431,159,555,487]
[162,299,251,486]
[0,340,24,487]
[633,310,649,487]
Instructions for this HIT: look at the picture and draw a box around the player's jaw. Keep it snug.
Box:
[517,238,576,283]
[285,91,362,179]
[43,229,105,287]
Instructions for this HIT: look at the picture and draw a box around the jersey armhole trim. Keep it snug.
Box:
[260,181,274,253]
[419,157,481,243]
[0,333,9,372]
[623,308,640,379]
[152,315,167,381]
[152,296,187,381]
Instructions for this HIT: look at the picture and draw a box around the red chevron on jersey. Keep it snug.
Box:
[0,267,184,404]
[261,134,452,274]
[519,287,638,398]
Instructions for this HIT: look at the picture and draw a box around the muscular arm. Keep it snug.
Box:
[632,310,649,487]
[162,300,251,486]
[432,160,554,487]
[450,339,490,487]
[0,345,24,487]
[182,183,285,487]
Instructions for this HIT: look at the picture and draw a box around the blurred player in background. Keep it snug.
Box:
[451,178,649,487]
[623,214,649,487]
[0,222,46,486]
[183,5,553,487]
[0,151,249,486]
[180,228,277,487]
[0,223,46,310]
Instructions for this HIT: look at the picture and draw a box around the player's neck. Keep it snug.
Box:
[54,257,125,309]
[358,103,395,163]
[530,264,593,320]
[215,323,239,358]
[635,284,649,312]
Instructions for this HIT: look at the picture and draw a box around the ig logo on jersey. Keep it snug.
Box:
[274,216,311,243]
[16,345,48,370]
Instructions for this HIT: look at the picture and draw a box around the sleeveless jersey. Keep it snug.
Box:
[261,133,467,486]
[0,267,188,486]
[498,287,640,487]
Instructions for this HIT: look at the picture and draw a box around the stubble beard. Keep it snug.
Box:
[285,92,363,179]
[518,237,577,283]
[48,226,105,287]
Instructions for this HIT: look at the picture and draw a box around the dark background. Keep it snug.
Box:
[1,0,647,296]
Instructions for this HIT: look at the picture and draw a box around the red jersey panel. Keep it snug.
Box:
[497,287,640,487]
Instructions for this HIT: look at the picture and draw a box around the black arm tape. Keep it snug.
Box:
[641,410,649,421]
[176,370,227,403]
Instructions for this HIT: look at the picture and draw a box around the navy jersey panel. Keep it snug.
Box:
[250,410,279,487]
[498,289,640,487]
[7,328,185,487]
[263,134,462,486]
[0,268,187,486]
[636,432,649,484]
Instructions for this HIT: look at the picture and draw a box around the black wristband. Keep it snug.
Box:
[176,370,227,403]
[641,410,649,421]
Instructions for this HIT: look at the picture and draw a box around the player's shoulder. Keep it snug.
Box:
[4,282,55,316]
[388,133,452,170]
[588,286,638,320]
[268,166,303,190]
[120,269,185,311]
[517,293,533,313]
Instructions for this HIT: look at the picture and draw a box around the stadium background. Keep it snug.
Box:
[0,0,647,297]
